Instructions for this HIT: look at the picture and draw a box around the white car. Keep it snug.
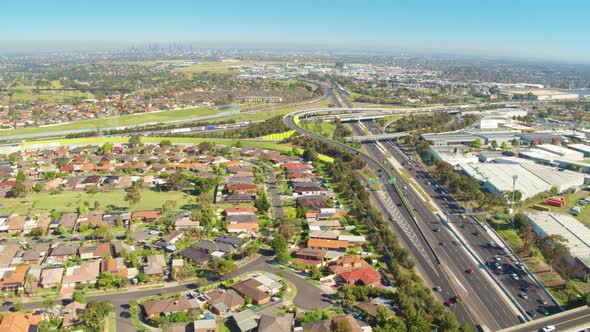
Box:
[541,325,556,332]
[511,273,519,280]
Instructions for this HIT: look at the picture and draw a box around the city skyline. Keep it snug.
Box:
[2,0,589,63]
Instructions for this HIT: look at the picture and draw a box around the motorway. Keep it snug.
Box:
[373,126,558,319]
[285,113,514,328]
[500,306,590,332]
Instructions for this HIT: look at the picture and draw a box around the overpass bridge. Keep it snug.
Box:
[346,132,409,142]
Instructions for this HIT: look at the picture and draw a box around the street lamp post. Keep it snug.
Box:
[511,175,518,212]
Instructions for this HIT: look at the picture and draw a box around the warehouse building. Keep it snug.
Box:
[567,144,590,158]
[458,163,584,200]
[524,211,590,279]
[537,144,585,161]
[430,146,478,166]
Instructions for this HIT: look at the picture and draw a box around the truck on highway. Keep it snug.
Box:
[170,127,191,133]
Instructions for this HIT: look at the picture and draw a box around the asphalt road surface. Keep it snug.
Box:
[266,168,285,221]
[374,128,557,320]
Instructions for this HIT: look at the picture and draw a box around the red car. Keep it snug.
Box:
[446,300,454,307]
[466,268,474,274]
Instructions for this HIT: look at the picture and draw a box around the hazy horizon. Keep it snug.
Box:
[2,0,590,64]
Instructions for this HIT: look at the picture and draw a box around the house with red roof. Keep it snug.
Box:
[338,268,381,286]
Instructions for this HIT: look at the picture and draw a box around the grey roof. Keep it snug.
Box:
[258,314,293,332]
[196,239,236,253]
[231,309,259,332]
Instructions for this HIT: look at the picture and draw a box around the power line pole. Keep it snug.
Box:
[511,174,518,212]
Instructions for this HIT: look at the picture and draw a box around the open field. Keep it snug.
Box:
[261,130,296,140]
[3,82,94,104]
[0,189,195,215]
[174,60,285,75]
[0,107,218,137]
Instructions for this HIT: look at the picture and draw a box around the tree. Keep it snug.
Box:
[33,182,44,193]
[79,301,114,332]
[16,170,26,182]
[270,234,290,262]
[29,227,45,237]
[473,138,482,148]
[72,290,85,303]
[254,195,271,213]
[92,226,113,241]
[77,204,89,215]
[309,265,322,280]
[161,200,177,214]
[41,298,55,312]
[198,141,213,151]
[98,142,114,155]
[159,139,172,147]
[165,172,190,191]
[129,135,141,146]
[9,182,27,198]
[124,188,141,210]
[302,147,317,162]
[490,140,498,149]
[500,141,509,151]
[539,235,569,271]
[207,258,237,275]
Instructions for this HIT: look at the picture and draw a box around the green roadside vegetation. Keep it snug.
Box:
[0,107,218,137]
[261,130,296,140]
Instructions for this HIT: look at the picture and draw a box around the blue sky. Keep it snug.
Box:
[2,0,589,62]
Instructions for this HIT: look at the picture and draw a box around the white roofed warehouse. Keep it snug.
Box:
[524,211,590,279]
[458,163,584,200]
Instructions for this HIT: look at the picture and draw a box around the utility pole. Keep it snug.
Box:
[511,174,518,212]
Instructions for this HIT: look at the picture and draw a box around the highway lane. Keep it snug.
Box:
[349,122,520,329]
[284,114,489,327]
[378,132,558,319]
[499,306,590,332]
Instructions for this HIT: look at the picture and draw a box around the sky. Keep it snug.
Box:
[2,0,589,63]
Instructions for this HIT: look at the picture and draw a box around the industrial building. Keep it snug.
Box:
[537,144,585,161]
[430,146,478,166]
[421,132,480,146]
[524,211,590,278]
[458,163,584,200]
[567,144,590,158]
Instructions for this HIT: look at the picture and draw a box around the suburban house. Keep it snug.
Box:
[329,256,372,274]
[0,313,41,332]
[21,244,50,265]
[206,289,245,315]
[294,248,326,267]
[143,255,167,277]
[79,242,112,260]
[48,243,81,263]
[232,278,271,305]
[142,297,193,319]
[258,313,294,332]
[193,319,218,332]
[229,309,259,332]
[62,301,86,328]
[39,267,64,289]
[338,268,381,286]
[100,258,128,277]
[55,213,78,230]
[132,210,161,222]
[178,248,211,266]
[226,182,257,194]
[0,265,29,292]
[62,261,100,288]
[224,207,257,216]
[307,238,348,252]
[226,222,259,234]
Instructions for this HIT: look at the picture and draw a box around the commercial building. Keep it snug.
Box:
[459,163,584,200]
[421,132,480,146]
[524,211,590,278]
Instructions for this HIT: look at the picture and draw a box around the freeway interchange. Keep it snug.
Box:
[284,107,568,331]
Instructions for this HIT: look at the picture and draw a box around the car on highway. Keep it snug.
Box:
[518,291,528,299]
[466,268,474,274]
[511,273,519,280]
[433,286,442,292]
[433,227,440,232]
[489,241,497,248]
[445,299,454,307]
[541,325,556,332]
[493,255,501,261]
[526,309,537,318]
[538,298,547,305]
[538,306,550,316]
[494,262,502,270]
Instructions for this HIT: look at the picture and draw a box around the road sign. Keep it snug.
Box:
[387,178,396,183]
[369,178,378,183]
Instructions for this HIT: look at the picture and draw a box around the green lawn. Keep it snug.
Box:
[0,189,194,215]
[106,312,116,332]
[5,84,94,104]
[0,107,217,137]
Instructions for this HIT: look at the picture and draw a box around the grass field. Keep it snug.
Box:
[174,60,284,75]
[4,82,94,104]
[261,130,296,140]
[0,189,195,215]
[522,188,590,227]
[0,107,218,137]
